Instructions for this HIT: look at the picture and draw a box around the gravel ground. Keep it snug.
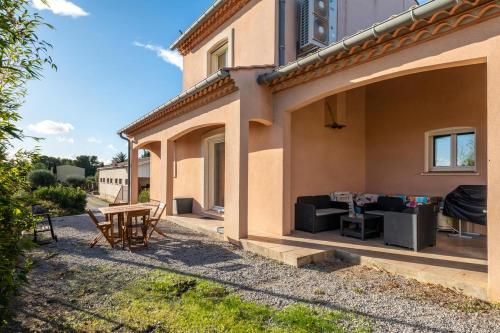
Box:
[7,213,500,333]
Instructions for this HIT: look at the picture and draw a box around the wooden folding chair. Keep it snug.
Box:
[148,202,167,239]
[87,210,118,248]
[122,209,150,250]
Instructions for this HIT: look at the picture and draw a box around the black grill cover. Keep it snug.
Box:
[443,185,487,225]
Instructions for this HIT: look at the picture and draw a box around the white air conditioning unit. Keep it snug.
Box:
[298,0,331,53]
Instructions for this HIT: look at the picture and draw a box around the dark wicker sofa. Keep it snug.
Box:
[295,195,349,233]
[365,196,437,251]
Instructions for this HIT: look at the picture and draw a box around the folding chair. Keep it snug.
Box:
[122,209,150,250]
[148,202,167,239]
[87,209,118,248]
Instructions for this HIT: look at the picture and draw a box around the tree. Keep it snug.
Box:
[27,169,56,188]
[113,152,127,163]
[73,155,102,177]
[140,150,150,158]
[0,0,55,324]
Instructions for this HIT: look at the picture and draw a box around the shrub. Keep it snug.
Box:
[33,185,87,216]
[27,169,56,188]
[66,176,85,188]
[138,189,150,203]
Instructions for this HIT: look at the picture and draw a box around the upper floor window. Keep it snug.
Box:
[209,41,228,74]
[426,128,476,172]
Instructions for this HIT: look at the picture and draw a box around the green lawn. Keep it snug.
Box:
[67,270,372,332]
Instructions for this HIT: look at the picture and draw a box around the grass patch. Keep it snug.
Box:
[67,270,372,332]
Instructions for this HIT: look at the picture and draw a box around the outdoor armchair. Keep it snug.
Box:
[383,204,437,251]
[295,195,349,233]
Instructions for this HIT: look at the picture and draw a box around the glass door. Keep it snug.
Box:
[212,141,225,212]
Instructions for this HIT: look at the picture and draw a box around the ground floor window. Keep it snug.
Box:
[426,127,476,172]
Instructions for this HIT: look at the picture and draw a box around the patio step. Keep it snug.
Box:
[240,237,337,267]
[240,234,488,301]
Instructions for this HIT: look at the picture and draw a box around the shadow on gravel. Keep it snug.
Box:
[20,214,452,333]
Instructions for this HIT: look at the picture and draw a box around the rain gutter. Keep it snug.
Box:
[257,0,463,85]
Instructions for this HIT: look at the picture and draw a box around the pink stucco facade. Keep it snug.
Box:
[122,0,500,301]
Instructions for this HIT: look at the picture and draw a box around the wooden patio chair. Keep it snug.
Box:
[87,209,118,248]
[108,202,127,231]
[122,209,150,250]
[148,202,167,239]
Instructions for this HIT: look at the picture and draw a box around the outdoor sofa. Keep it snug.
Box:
[295,195,349,233]
[365,196,437,251]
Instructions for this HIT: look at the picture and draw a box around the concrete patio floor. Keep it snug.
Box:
[167,214,488,300]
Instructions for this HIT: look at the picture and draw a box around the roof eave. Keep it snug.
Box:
[118,69,231,135]
[170,0,226,51]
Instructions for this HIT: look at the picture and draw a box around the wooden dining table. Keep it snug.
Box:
[98,204,155,240]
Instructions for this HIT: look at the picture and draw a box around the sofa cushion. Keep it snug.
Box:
[315,208,349,217]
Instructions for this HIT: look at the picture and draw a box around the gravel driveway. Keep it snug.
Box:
[8,214,500,333]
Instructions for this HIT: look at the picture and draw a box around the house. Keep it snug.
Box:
[118,0,500,301]
[55,165,85,183]
[97,158,150,202]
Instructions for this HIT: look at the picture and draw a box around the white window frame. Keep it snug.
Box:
[206,30,233,75]
[201,129,225,214]
[209,42,228,74]
[424,127,477,173]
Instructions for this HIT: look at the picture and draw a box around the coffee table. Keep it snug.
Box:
[340,214,383,240]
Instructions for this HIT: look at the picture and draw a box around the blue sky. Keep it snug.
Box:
[13,0,213,164]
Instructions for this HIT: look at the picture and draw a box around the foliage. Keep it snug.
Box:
[73,155,102,177]
[66,270,372,332]
[31,162,47,170]
[138,189,150,203]
[0,0,56,325]
[65,176,85,188]
[85,175,96,191]
[112,152,127,163]
[0,151,37,325]
[140,149,150,158]
[27,169,56,188]
[32,185,86,216]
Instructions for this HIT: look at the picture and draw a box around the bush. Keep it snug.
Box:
[33,185,87,216]
[138,189,150,203]
[66,176,85,188]
[27,169,56,188]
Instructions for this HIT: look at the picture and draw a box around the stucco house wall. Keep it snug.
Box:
[56,165,85,183]
[182,0,277,89]
[98,167,128,202]
[290,88,366,227]
[364,64,487,197]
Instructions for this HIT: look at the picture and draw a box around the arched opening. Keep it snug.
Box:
[134,140,161,203]
[171,124,225,217]
[287,63,487,297]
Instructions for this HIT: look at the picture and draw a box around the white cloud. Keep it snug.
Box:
[134,41,183,71]
[56,136,75,144]
[32,0,89,17]
[27,120,74,135]
[107,144,117,151]
[87,137,102,144]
